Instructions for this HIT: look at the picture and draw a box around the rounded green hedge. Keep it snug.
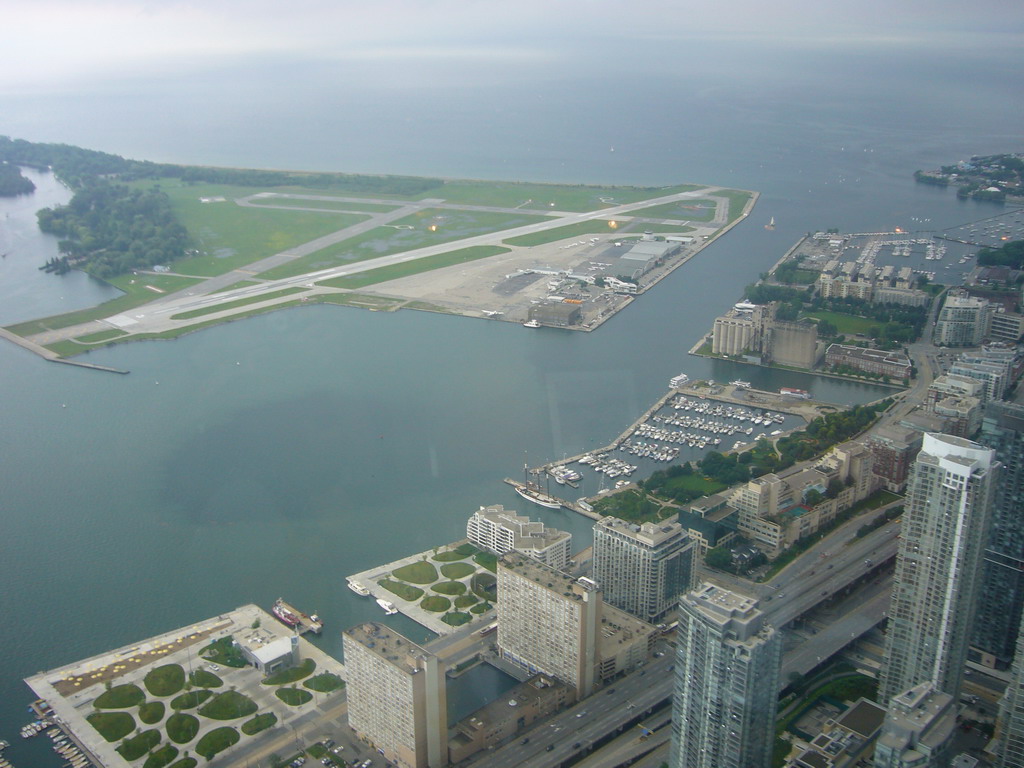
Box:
[276,688,313,706]
[392,561,439,584]
[166,713,200,744]
[170,689,212,710]
[144,664,185,697]
[420,595,451,612]
[442,612,472,626]
[432,581,466,595]
[303,672,344,693]
[441,562,475,579]
[139,701,165,725]
[94,684,145,709]
[454,594,479,608]
[197,691,258,720]
[143,743,179,768]
[241,713,278,735]
[195,727,239,760]
[87,711,136,742]
[117,729,161,761]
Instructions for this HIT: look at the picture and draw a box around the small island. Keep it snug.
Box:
[914,152,1024,202]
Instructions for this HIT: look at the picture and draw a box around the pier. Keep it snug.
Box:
[0,328,129,375]
[272,598,322,635]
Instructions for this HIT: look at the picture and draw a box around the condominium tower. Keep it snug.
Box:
[592,516,694,623]
[974,402,1024,668]
[669,583,781,768]
[879,433,998,704]
[343,623,448,768]
[994,609,1024,768]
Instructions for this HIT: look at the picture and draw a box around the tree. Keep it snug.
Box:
[705,547,732,571]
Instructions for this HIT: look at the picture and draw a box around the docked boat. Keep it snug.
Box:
[730,380,751,388]
[376,598,398,615]
[669,373,690,388]
[347,581,371,597]
[515,484,562,509]
[272,598,323,633]
[780,388,811,399]
[523,319,541,328]
[272,599,301,628]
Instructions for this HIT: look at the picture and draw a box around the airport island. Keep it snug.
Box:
[0,137,755,366]
[6,138,1024,768]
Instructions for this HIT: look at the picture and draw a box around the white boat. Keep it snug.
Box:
[730,380,751,388]
[376,598,398,615]
[669,373,690,388]
[523,319,541,328]
[515,484,562,509]
[347,581,370,597]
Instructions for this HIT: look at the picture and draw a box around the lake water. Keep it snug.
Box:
[1,36,1021,763]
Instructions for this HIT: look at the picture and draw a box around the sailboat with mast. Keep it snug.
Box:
[515,463,562,509]
[764,216,775,231]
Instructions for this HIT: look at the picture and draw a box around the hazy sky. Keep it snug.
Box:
[2,0,1022,91]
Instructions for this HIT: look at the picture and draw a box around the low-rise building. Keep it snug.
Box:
[235,629,298,675]
[448,675,573,764]
[783,697,887,768]
[467,505,571,571]
[868,427,923,492]
[873,683,957,768]
[825,344,913,380]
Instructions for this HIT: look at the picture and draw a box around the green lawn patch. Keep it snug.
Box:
[591,488,673,524]
[440,562,475,580]
[200,636,247,668]
[259,209,547,280]
[167,759,197,768]
[625,199,719,222]
[454,594,479,609]
[94,684,146,709]
[241,712,278,736]
[379,579,424,601]
[76,328,128,343]
[87,711,136,742]
[420,596,451,612]
[262,658,315,686]
[153,181,370,277]
[276,687,313,706]
[117,729,161,761]
[195,726,240,760]
[503,219,619,247]
[139,701,165,725]
[432,581,467,595]
[189,668,223,688]
[316,245,509,289]
[432,549,471,562]
[442,612,472,626]
[802,311,878,336]
[166,713,200,744]
[473,552,498,572]
[470,603,492,614]
[144,664,186,697]
[392,561,439,584]
[454,542,480,556]
[471,572,497,601]
[143,744,179,768]
[197,690,258,720]
[303,672,344,693]
[170,689,212,711]
[715,189,754,224]
[170,286,306,320]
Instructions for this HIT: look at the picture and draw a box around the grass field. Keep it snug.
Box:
[419,180,703,212]
[802,310,878,335]
[244,196,399,213]
[503,219,620,247]
[151,182,369,277]
[625,199,719,222]
[259,209,547,280]
[714,189,755,224]
[316,245,509,289]
[393,561,439,584]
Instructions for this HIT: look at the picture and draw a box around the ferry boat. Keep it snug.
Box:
[347,581,371,597]
[780,388,811,399]
[669,373,690,388]
[376,598,398,615]
[515,484,562,509]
